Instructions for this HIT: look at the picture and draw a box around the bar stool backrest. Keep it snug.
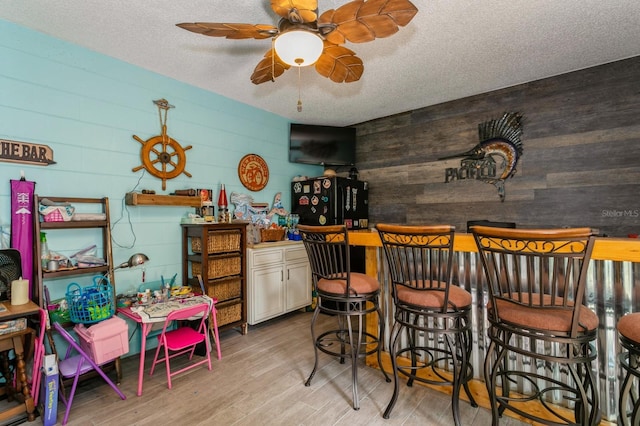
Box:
[298,225,352,295]
[471,225,598,338]
[376,224,456,312]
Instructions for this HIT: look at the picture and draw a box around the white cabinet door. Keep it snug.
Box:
[286,261,311,311]
[247,243,312,325]
[249,264,284,325]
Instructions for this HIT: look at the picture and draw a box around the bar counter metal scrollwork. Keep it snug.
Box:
[349,231,640,424]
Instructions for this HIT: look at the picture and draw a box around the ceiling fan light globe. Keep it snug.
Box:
[274,30,323,67]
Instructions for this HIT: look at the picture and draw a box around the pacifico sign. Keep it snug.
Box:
[0,139,56,166]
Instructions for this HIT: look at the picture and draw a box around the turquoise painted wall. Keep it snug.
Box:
[0,20,321,352]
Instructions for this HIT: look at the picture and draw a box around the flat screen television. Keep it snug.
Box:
[289,123,356,166]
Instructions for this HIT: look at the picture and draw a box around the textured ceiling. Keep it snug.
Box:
[2,1,640,127]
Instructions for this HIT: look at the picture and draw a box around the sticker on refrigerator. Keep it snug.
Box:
[298,196,309,205]
[345,186,351,211]
[311,195,319,206]
[293,182,302,193]
[352,187,358,211]
[303,184,311,193]
[323,179,331,189]
[344,219,353,229]
[319,215,327,225]
[313,180,321,194]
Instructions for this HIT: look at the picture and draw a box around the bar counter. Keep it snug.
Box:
[350,230,640,423]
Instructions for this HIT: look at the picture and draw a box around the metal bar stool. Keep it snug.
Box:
[298,224,390,410]
[618,312,640,425]
[376,224,477,425]
[472,226,600,426]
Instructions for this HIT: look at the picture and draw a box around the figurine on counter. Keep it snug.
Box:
[230,192,254,221]
[266,192,288,223]
[230,192,270,225]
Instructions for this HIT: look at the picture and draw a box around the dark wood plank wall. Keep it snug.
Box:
[354,56,640,237]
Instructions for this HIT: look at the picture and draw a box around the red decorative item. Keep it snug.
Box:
[217,184,228,209]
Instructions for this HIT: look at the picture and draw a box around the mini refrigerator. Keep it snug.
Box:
[291,176,368,230]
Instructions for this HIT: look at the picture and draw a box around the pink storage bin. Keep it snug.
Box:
[73,316,129,364]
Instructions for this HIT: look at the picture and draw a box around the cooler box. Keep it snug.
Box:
[74,316,129,364]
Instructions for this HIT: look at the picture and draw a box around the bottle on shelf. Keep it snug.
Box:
[217,184,230,223]
[40,232,50,269]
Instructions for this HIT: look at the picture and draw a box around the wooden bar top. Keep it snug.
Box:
[348,230,640,263]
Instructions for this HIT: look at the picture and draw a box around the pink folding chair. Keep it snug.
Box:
[149,302,212,389]
[30,308,48,405]
[210,298,221,360]
[53,322,126,425]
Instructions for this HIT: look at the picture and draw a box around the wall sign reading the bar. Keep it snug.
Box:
[0,139,56,166]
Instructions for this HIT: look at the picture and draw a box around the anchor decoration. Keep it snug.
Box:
[132,99,192,190]
[439,112,524,201]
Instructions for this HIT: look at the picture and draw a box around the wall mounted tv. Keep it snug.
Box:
[289,123,356,166]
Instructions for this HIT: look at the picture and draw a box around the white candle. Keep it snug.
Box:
[11,277,29,305]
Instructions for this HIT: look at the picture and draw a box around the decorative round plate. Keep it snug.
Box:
[238,154,269,191]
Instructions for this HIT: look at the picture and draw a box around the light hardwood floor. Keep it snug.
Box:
[25,311,532,426]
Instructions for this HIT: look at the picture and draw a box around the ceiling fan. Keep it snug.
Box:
[177,0,418,85]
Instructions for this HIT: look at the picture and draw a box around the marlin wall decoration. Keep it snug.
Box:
[439,112,524,201]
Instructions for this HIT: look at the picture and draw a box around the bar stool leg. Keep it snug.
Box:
[348,313,360,410]
[619,345,640,426]
[383,320,403,419]
[304,307,321,387]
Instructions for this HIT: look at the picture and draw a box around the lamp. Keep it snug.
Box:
[272,27,324,112]
[274,30,323,67]
[113,253,149,271]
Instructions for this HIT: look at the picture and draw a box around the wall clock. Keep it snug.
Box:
[238,154,269,191]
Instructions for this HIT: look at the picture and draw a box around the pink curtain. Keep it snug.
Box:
[10,179,35,297]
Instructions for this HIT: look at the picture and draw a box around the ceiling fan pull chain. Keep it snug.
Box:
[297,65,302,112]
[271,37,276,83]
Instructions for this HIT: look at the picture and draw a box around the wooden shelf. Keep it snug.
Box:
[33,196,114,309]
[125,192,201,207]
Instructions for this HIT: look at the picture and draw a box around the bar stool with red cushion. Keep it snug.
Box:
[472,226,600,426]
[618,312,640,425]
[298,224,390,410]
[376,224,477,425]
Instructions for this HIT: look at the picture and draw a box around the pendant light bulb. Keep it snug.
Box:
[274,30,323,67]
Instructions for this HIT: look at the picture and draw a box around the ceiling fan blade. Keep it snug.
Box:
[315,43,363,83]
[176,23,278,39]
[251,48,291,84]
[318,0,418,45]
[271,0,318,23]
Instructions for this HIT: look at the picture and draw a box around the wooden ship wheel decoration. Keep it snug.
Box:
[132,99,192,190]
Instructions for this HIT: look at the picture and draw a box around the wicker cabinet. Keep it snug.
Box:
[247,241,311,325]
[181,222,248,335]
